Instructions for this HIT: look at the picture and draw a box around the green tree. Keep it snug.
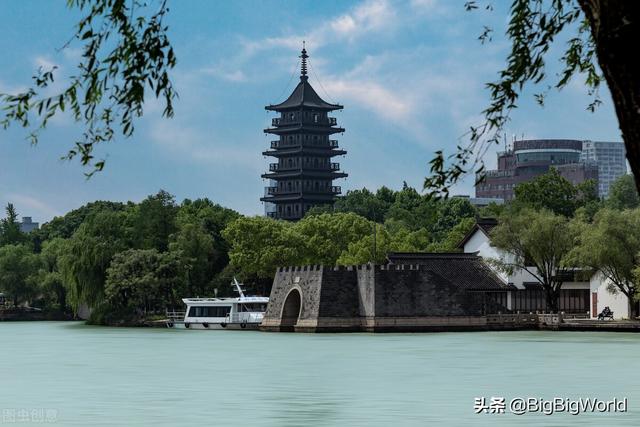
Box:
[514,169,578,217]
[384,185,438,230]
[430,197,477,240]
[333,188,388,222]
[177,198,240,273]
[428,217,475,252]
[37,201,127,241]
[105,249,186,313]
[59,210,129,311]
[607,174,639,210]
[1,0,176,174]
[337,224,393,265]
[0,203,25,246]
[0,244,41,307]
[169,219,216,297]
[295,212,372,265]
[490,209,578,311]
[424,1,640,197]
[571,208,640,318]
[37,238,72,311]
[222,217,305,282]
[337,223,432,265]
[129,190,178,252]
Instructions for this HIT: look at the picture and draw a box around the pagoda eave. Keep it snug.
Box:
[265,104,343,112]
[261,171,348,179]
[264,126,345,135]
[261,194,339,203]
[262,148,347,157]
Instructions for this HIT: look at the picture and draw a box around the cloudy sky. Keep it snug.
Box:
[0,0,622,224]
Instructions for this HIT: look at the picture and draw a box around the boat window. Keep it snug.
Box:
[188,306,231,317]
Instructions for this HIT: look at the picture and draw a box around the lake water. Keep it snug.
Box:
[1,322,639,426]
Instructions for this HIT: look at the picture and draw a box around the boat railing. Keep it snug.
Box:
[228,313,264,323]
[166,310,186,322]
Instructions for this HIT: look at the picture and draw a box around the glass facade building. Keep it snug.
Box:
[580,140,628,197]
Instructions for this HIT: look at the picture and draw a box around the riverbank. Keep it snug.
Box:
[0,308,73,321]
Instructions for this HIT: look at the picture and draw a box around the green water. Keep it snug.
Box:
[1,322,639,426]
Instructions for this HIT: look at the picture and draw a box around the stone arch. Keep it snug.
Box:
[280,288,302,331]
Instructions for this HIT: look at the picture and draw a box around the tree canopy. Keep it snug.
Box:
[490,208,578,311]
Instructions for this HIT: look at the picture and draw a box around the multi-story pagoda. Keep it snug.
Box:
[261,46,347,220]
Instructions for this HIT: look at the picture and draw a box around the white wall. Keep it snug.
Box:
[589,273,630,319]
[464,229,538,288]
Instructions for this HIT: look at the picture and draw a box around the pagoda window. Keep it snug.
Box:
[313,113,319,123]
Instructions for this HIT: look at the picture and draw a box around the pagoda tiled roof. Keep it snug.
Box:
[266,78,343,111]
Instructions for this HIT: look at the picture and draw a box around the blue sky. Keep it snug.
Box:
[0,0,622,224]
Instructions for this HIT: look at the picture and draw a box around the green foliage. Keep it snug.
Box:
[169,219,215,296]
[514,169,581,217]
[0,244,41,307]
[337,224,392,265]
[105,249,186,312]
[0,203,26,246]
[37,201,127,241]
[36,238,72,311]
[0,0,177,175]
[130,190,178,252]
[479,201,506,218]
[222,217,305,280]
[58,210,130,311]
[430,198,476,240]
[607,174,639,210]
[296,213,372,265]
[333,188,388,222]
[570,209,640,316]
[490,208,578,311]
[177,198,240,273]
[427,217,475,252]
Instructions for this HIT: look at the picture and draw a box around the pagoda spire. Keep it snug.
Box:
[300,41,308,80]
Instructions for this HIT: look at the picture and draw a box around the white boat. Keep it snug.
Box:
[166,279,269,330]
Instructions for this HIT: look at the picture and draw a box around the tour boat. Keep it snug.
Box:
[166,279,269,330]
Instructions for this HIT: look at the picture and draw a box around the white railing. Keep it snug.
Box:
[166,310,185,321]
[227,313,264,323]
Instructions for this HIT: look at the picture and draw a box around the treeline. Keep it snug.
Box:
[487,171,640,315]
[1,172,638,323]
[0,192,240,324]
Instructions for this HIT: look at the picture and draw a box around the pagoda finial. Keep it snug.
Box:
[300,41,308,80]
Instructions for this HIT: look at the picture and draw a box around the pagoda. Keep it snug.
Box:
[261,45,347,220]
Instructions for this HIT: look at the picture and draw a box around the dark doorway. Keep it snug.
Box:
[281,289,301,332]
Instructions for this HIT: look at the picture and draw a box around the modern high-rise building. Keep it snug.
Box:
[261,46,347,220]
[580,140,627,197]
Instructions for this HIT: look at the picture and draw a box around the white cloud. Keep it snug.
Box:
[200,67,247,82]
[148,120,262,172]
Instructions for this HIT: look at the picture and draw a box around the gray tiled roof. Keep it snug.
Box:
[386,252,508,291]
